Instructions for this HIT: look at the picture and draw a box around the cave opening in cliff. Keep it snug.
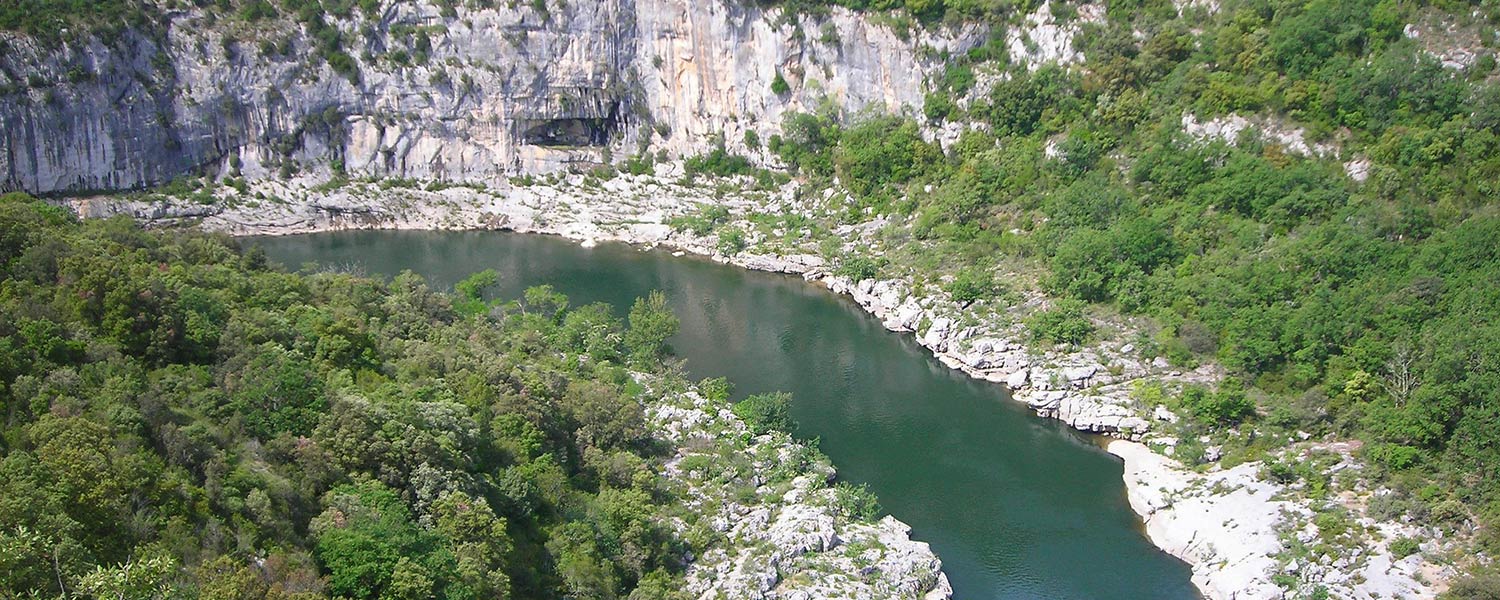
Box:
[518,116,616,147]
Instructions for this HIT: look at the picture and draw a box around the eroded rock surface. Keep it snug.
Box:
[0,0,981,194]
[650,384,951,600]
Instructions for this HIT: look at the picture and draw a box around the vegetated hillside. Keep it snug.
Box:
[0,192,682,599]
[0,193,916,599]
[726,0,1500,592]
[7,0,1500,594]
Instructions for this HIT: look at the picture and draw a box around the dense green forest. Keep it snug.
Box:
[0,193,727,599]
[738,0,1500,581]
[7,0,1500,593]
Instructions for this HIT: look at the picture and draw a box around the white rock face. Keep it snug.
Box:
[1181,112,1338,157]
[0,0,985,195]
[1005,1,1106,69]
[1404,21,1487,69]
[1109,440,1290,600]
[1345,157,1373,182]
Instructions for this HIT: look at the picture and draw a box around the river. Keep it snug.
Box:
[253,229,1199,600]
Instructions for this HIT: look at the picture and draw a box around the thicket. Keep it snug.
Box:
[767,0,1500,568]
[0,0,153,42]
[0,194,713,599]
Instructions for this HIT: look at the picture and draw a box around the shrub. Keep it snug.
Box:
[698,377,733,402]
[1026,299,1094,345]
[834,255,882,282]
[716,228,746,255]
[622,154,655,176]
[238,0,276,20]
[833,482,881,522]
[1389,536,1420,558]
[1178,384,1256,428]
[1365,443,1423,470]
[683,148,753,177]
[1313,510,1350,541]
[625,290,679,365]
[946,267,997,304]
[770,71,790,95]
[924,90,956,121]
[1367,493,1409,521]
[733,392,795,435]
[326,50,359,84]
[832,116,940,200]
[666,205,730,236]
[1446,571,1500,599]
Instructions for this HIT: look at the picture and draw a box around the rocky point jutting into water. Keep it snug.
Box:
[3,0,1470,598]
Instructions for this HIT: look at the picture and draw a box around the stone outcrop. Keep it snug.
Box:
[1110,440,1291,599]
[1004,1,1105,69]
[1181,113,1339,157]
[0,0,981,195]
[651,381,951,600]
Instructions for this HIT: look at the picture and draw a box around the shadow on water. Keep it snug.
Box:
[253,230,1201,600]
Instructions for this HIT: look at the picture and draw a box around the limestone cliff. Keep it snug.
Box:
[0,0,979,194]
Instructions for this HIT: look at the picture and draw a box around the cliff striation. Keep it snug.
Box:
[0,0,978,194]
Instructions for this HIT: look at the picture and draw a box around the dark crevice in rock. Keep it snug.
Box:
[517,115,617,147]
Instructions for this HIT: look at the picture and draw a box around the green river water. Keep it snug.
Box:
[254,230,1199,600]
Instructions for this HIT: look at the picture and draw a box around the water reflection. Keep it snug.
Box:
[254,230,1199,600]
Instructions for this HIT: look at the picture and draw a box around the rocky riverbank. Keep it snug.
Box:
[70,176,956,600]
[70,170,1451,599]
[650,378,952,600]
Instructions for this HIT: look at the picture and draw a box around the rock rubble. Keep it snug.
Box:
[650,384,951,600]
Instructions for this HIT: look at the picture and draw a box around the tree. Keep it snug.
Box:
[832,116,940,200]
[545,522,618,600]
[312,481,443,600]
[733,392,795,435]
[1379,342,1421,406]
[226,344,326,439]
[833,482,881,522]
[1444,571,1500,600]
[1049,229,1114,303]
[383,558,435,600]
[432,492,513,600]
[0,212,731,599]
[523,285,570,321]
[559,303,624,360]
[28,417,134,556]
[946,267,997,305]
[454,269,500,316]
[564,380,647,451]
[626,571,690,600]
[1178,384,1256,428]
[195,556,271,600]
[73,550,178,600]
[625,291,678,366]
[775,112,839,176]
